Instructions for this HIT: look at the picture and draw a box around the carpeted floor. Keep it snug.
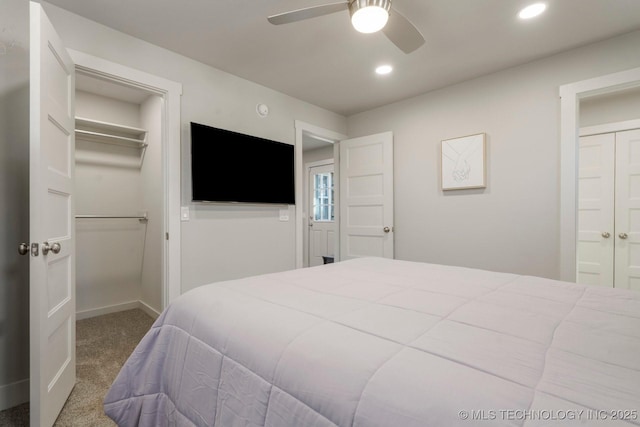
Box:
[0,309,154,426]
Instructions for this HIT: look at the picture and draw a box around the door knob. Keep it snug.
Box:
[42,242,61,255]
[18,243,29,255]
[383,227,391,233]
[619,233,628,240]
[601,232,610,238]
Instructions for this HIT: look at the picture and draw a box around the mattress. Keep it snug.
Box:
[104,257,640,426]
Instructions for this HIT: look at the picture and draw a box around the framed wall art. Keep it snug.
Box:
[441,133,486,190]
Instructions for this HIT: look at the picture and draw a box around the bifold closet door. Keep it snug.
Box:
[577,133,615,286]
[614,129,640,291]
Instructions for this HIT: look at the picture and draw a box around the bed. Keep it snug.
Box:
[104,257,640,426]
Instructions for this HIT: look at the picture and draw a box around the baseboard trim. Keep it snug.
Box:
[76,300,160,321]
[0,379,29,411]
[76,301,140,320]
[138,300,161,320]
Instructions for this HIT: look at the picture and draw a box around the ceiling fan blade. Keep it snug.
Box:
[268,2,349,25]
[382,8,425,54]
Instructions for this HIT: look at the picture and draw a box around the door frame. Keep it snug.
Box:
[559,66,640,281]
[294,120,346,268]
[580,119,640,138]
[304,159,335,267]
[69,49,183,308]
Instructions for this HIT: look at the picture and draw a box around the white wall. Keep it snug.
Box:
[580,86,640,127]
[140,95,163,312]
[41,2,348,292]
[0,0,30,411]
[75,91,140,127]
[303,145,334,164]
[347,30,640,279]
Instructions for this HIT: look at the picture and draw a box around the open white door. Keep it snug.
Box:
[30,3,76,426]
[339,132,394,260]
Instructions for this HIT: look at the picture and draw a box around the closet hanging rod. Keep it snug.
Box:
[75,214,148,220]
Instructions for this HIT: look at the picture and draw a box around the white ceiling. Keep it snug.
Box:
[47,0,640,116]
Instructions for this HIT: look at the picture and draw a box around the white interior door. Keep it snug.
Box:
[614,128,640,291]
[30,3,76,426]
[339,132,394,260]
[308,163,335,266]
[577,133,615,286]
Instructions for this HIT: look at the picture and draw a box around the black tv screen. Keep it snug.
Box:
[191,122,295,204]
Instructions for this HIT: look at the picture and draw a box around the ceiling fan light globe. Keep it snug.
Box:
[351,6,389,33]
[349,0,391,33]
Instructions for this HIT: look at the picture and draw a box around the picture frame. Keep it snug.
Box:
[441,133,486,190]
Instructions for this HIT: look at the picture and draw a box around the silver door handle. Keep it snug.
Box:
[383,227,391,233]
[18,243,29,255]
[619,233,628,240]
[601,232,610,238]
[42,242,61,255]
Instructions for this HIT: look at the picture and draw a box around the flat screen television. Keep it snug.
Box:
[191,122,295,204]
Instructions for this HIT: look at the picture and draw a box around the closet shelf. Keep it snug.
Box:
[75,117,148,149]
[75,129,148,148]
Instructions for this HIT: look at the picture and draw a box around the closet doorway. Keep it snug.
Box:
[74,72,164,318]
[577,122,640,290]
[559,66,640,282]
[68,48,182,313]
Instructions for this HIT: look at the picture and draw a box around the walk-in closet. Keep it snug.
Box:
[74,73,163,320]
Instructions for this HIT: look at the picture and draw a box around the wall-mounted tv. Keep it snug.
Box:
[191,122,295,204]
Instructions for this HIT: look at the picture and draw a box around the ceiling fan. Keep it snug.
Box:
[267,0,425,54]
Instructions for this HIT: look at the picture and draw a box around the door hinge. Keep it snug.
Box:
[166,232,169,240]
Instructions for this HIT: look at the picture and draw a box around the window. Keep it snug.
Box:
[313,172,334,221]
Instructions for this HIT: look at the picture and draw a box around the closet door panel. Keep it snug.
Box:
[577,134,615,287]
[30,3,76,425]
[614,129,640,291]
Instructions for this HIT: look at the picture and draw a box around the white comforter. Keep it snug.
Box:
[104,257,640,426]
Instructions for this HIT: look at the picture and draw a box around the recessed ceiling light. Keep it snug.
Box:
[518,3,546,19]
[376,65,393,75]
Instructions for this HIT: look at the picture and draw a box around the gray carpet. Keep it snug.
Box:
[0,309,154,426]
